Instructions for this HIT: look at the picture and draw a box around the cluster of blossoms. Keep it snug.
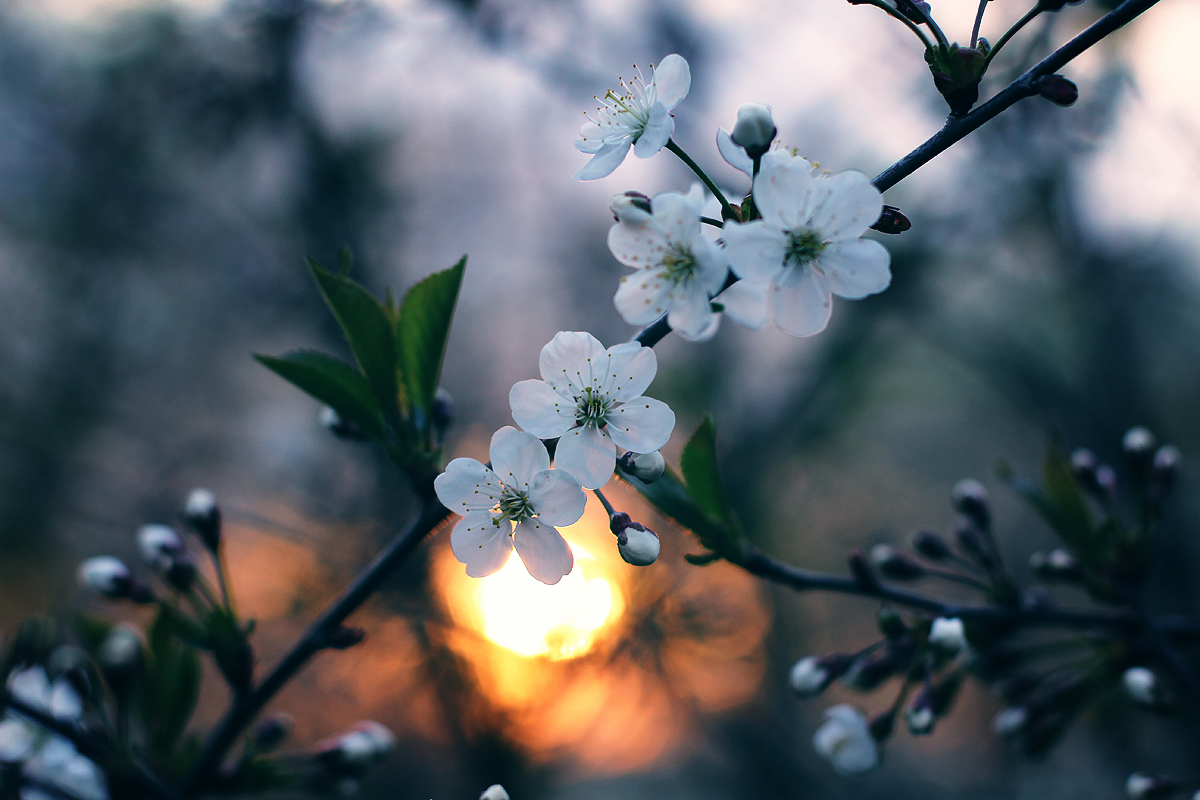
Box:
[577,54,893,341]
[437,331,674,584]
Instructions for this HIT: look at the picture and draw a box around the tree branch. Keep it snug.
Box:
[873,0,1160,192]
[182,499,451,796]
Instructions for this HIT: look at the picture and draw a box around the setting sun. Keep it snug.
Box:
[476,544,615,659]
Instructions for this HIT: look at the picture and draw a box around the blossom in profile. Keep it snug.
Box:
[607,188,728,340]
[435,426,586,585]
[812,704,879,774]
[510,332,675,489]
[574,55,691,180]
[721,150,891,337]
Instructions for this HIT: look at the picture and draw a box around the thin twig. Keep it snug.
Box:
[873,0,1160,192]
[182,499,451,795]
[970,0,989,49]
[739,546,1200,638]
[664,139,737,221]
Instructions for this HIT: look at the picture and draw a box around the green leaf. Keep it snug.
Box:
[307,257,399,420]
[1002,443,1098,560]
[397,256,466,415]
[144,608,201,757]
[679,416,733,525]
[255,351,385,439]
[337,246,353,276]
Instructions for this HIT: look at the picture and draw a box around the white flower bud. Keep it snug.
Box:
[1123,426,1157,457]
[789,657,830,697]
[903,702,934,736]
[479,785,510,800]
[729,103,776,159]
[99,624,142,674]
[928,617,967,653]
[184,488,222,550]
[319,721,396,773]
[1126,773,1176,800]
[617,523,660,566]
[138,524,184,568]
[1122,667,1160,707]
[609,191,653,224]
[813,704,879,775]
[77,556,132,598]
[617,450,665,483]
[991,706,1028,739]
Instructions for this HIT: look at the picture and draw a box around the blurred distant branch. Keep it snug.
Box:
[182,499,451,796]
[873,0,1160,193]
[740,545,1200,639]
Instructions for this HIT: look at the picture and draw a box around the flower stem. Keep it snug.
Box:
[664,139,737,221]
[700,216,724,228]
[592,488,617,517]
[984,6,1042,68]
[971,0,989,48]
[860,0,935,51]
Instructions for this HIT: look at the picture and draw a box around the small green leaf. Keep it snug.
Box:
[397,257,466,415]
[1003,443,1098,561]
[255,351,385,439]
[337,246,353,276]
[145,608,201,756]
[307,257,399,420]
[680,416,733,525]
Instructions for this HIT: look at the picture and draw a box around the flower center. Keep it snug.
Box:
[496,487,536,524]
[785,228,828,270]
[661,242,697,283]
[575,386,612,428]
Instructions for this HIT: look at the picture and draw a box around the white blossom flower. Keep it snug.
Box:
[812,704,878,775]
[509,332,675,489]
[435,426,586,585]
[928,617,967,653]
[574,55,691,181]
[1122,667,1160,706]
[607,189,728,340]
[721,150,891,337]
[22,737,108,800]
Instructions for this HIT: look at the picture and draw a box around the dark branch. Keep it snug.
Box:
[182,499,451,796]
[872,0,1160,192]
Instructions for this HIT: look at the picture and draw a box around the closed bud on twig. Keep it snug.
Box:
[928,617,967,654]
[320,406,367,441]
[991,706,1029,739]
[479,786,510,800]
[1094,463,1118,498]
[1034,74,1078,106]
[316,721,396,774]
[609,192,653,224]
[789,654,852,698]
[609,512,660,566]
[904,689,935,735]
[870,204,912,235]
[327,626,366,650]
[951,478,990,532]
[1070,448,1098,484]
[183,489,222,551]
[1125,773,1178,800]
[847,548,880,591]
[730,103,776,160]
[1029,548,1082,581]
[911,529,953,561]
[78,557,141,601]
[870,544,924,580]
[877,606,908,639]
[138,524,185,569]
[253,713,295,753]
[1123,426,1158,478]
[1122,667,1166,709]
[98,624,143,689]
[617,450,666,483]
[1151,445,1182,495]
[952,517,995,570]
[432,388,456,431]
[894,0,931,23]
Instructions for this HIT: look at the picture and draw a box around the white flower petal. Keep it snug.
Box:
[450,511,513,578]
[510,379,575,439]
[715,279,770,330]
[809,171,883,241]
[49,680,82,720]
[0,718,38,762]
[722,221,787,282]
[528,469,586,527]
[676,310,720,342]
[538,331,608,397]
[633,102,673,158]
[8,667,52,712]
[435,458,504,514]
[513,520,574,585]
[813,705,878,775]
[754,152,817,229]
[554,425,617,489]
[607,397,675,454]
[489,426,550,489]
[615,269,674,326]
[601,342,657,402]
[770,267,833,337]
[681,182,707,214]
[651,54,691,109]
[692,237,730,295]
[607,220,670,269]
[817,238,891,299]
[650,192,701,242]
[716,127,753,176]
[573,140,631,181]
[667,285,718,339]
[574,121,606,154]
